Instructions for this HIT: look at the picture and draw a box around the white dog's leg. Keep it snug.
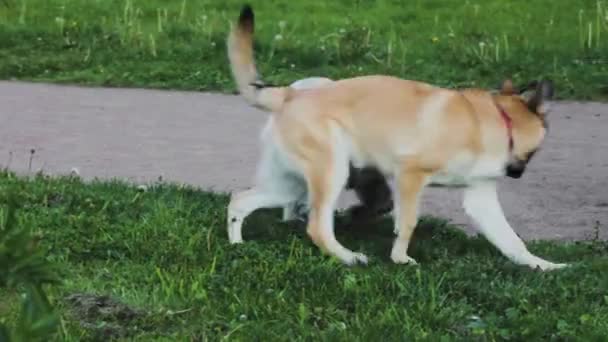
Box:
[282,178,308,222]
[282,202,298,221]
[227,188,289,244]
[283,199,308,222]
[462,181,568,271]
[229,117,303,242]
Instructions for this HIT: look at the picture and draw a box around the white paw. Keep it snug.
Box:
[227,223,243,244]
[341,252,369,266]
[533,261,569,271]
[229,237,244,244]
[391,252,418,265]
[390,238,416,264]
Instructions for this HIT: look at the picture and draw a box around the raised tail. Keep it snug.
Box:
[227,5,291,113]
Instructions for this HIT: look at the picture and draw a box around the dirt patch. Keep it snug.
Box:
[63,293,144,339]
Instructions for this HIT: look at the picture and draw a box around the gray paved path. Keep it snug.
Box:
[1,81,607,240]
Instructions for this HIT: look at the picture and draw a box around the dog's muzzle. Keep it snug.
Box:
[505,160,526,179]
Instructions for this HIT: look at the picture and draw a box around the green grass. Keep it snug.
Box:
[2,1,608,340]
[1,171,608,340]
[0,0,607,99]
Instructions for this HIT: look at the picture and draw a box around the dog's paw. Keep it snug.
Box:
[390,239,417,264]
[341,252,369,266]
[533,261,569,271]
[227,224,244,244]
[390,251,418,265]
[229,237,244,244]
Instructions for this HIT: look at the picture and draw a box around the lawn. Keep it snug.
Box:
[0,0,607,99]
[1,171,608,340]
[2,0,608,340]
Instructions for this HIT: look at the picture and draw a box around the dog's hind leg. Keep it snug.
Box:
[228,133,299,243]
[462,181,568,271]
[282,202,299,221]
[227,187,290,244]
[303,125,368,265]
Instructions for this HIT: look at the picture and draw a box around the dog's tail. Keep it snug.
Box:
[227,4,291,113]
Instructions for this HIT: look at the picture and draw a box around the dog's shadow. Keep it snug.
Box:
[240,209,499,264]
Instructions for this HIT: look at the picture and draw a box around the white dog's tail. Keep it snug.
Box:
[227,5,291,113]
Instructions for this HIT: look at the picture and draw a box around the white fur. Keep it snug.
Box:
[463,181,568,271]
[468,156,507,179]
[391,239,418,265]
[228,119,304,243]
[430,152,507,187]
[289,77,333,90]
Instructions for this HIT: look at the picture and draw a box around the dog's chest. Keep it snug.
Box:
[430,153,505,186]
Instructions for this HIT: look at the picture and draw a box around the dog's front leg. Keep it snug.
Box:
[391,169,430,265]
[463,181,568,271]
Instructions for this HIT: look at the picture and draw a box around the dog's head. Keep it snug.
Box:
[496,79,555,179]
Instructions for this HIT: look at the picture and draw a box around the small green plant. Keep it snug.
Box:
[0,191,60,342]
[578,1,607,50]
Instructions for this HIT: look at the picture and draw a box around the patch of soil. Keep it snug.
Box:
[63,293,145,339]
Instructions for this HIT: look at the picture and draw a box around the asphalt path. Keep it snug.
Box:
[1,81,606,240]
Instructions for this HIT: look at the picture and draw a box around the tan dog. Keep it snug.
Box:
[226,5,567,271]
[287,77,393,222]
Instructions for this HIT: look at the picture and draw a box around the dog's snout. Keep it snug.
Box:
[506,160,526,179]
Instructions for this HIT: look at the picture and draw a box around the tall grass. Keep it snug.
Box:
[0,0,606,99]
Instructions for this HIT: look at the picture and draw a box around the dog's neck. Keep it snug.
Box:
[493,101,514,152]
[460,89,516,154]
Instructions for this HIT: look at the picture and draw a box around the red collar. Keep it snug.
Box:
[494,101,514,152]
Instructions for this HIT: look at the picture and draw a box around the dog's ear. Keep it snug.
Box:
[500,79,515,95]
[520,79,554,114]
[518,80,538,94]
